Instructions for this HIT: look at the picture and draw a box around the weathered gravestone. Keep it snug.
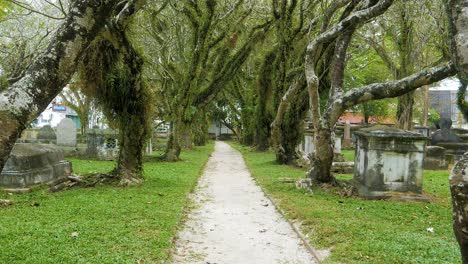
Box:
[432,118,468,164]
[0,144,72,187]
[353,126,427,200]
[424,146,448,170]
[299,127,345,164]
[86,129,119,160]
[431,118,461,145]
[37,125,56,143]
[56,118,77,146]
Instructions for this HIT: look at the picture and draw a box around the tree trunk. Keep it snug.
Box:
[395,7,415,130]
[0,116,24,172]
[396,91,415,130]
[193,120,208,146]
[254,50,276,151]
[116,116,146,185]
[306,128,336,184]
[80,114,89,137]
[241,108,255,145]
[163,122,181,162]
[445,1,468,261]
[179,121,193,149]
[0,1,128,172]
[421,86,429,126]
[111,27,150,186]
[450,155,468,263]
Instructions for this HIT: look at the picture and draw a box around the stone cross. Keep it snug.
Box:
[56,118,77,146]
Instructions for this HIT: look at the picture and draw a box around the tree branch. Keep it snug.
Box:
[329,62,456,124]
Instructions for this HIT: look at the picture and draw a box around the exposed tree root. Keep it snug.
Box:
[48,170,143,192]
[295,176,358,198]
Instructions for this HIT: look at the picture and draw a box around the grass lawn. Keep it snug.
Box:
[342,149,355,162]
[0,143,214,264]
[230,142,459,263]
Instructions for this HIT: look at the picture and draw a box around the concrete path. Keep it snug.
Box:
[173,141,321,264]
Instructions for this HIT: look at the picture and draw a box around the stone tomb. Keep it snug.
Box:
[37,125,56,143]
[300,126,344,162]
[56,118,77,146]
[424,146,448,170]
[86,129,119,160]
[353,126,427,199]
[0,144,72,187]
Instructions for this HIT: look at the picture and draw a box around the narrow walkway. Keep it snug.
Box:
[173,141,318,264]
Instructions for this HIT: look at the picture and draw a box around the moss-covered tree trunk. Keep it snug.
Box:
[116,115,147,185]
[80,24,151,185]
[114,37,149,185]
[253,50,276,151]
[193,111,209,146]
[241,108,255,145]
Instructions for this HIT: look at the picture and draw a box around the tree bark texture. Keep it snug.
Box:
[306,128,336,184]
[114,32,149,186]
[450,154,468,263]
[254,50,276,151]
[446,0,468,261]
[396,91,415,130]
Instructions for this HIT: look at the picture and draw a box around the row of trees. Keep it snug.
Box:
[0,0,467,260]
[0,0,463,186]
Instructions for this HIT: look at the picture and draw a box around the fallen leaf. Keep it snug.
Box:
[71,232,79,238]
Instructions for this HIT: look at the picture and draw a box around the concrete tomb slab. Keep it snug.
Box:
[424,146,448,170]
[353,126,427,200]
[86,129,119,160]
[0,144,72,188]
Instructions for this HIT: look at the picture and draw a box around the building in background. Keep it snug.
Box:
[32,103,80,128]
[208,120,234,139]
[429,78,465,126]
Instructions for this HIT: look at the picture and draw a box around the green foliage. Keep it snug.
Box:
[0,0,9,18]
[358,99,395,123]
[428,108,441,127]
[0,143,214,263]
[230,142,459,263]
[0,74,8,91]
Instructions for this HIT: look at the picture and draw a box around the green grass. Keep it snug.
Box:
[342,149,355,162]
[230,142,459,263]
[0,143,214,264]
